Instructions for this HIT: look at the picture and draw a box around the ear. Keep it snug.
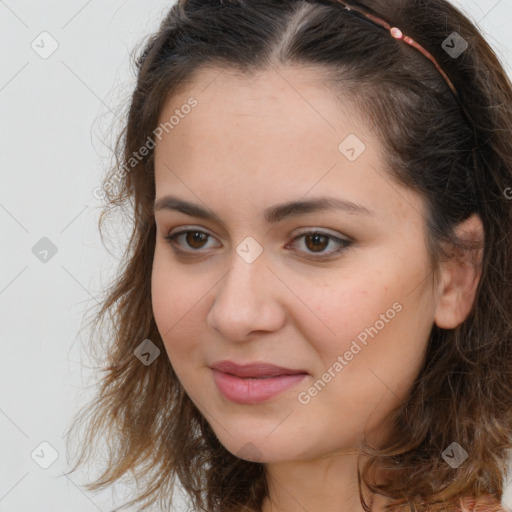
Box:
[434,214,484,329]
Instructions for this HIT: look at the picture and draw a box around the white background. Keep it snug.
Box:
[1,1,512,510]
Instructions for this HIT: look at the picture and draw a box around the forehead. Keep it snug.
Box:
[153,65,424,228]
[156,64,367,146]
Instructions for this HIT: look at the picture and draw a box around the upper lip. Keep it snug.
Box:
[210,360,308,378]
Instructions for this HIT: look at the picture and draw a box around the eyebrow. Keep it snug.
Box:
[153,195,374,224]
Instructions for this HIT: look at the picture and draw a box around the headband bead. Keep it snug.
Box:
[390,27,403,39]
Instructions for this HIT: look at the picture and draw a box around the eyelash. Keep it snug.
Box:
[162,228,352,260]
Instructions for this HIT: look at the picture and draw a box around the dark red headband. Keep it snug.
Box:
[335,1,459,97]
[334,0,478,141]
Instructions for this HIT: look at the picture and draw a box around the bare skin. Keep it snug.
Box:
[151,65,483,512]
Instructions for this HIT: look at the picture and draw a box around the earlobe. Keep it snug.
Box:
[433,214,484,330]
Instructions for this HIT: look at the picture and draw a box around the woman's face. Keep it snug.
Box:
[151,66,437,463]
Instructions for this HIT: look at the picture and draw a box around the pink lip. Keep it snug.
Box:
[210,360,309,404]
[210,360,308,378]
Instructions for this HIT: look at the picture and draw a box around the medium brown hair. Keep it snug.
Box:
[65,1,512,511]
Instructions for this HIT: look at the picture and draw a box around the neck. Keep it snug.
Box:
[260,451,387,512]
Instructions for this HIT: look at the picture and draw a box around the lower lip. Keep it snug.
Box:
[212,369,308,404]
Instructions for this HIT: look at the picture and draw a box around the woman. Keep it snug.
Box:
[65,1,512,511]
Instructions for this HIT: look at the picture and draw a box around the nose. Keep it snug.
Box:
[206,248,286,342]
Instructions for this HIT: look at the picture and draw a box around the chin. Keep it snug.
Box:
[211,426,311,464]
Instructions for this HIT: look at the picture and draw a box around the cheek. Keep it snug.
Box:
[294,275,396,352]
[294,282,431,445]
[151,251,175,337]
[295,264,432,383]
[151,249,246,404]
[151,251,191,353]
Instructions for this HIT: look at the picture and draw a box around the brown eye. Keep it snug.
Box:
[304,233,329,253]
[184,231,209,249]
[288,230,352,259]
[163,229,218,254]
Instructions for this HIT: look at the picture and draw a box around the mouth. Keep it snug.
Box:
[210,360,309,404]
[210,360,308,378]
